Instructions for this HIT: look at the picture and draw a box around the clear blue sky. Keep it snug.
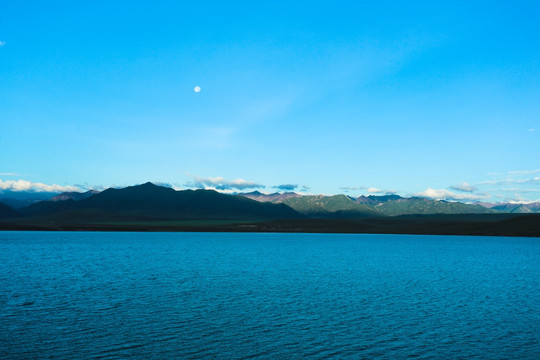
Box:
[1,1,539,202]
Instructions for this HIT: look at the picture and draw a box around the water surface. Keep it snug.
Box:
[1,232,539,359]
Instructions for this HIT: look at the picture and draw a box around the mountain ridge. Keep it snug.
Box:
[19,182,300,221]
[4,182,539,221]
[50,190,100,202]
[238,192,499,216]
[2,182,539,236]
[0,202,19,219]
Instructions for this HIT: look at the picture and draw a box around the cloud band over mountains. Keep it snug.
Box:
[273,184,298,191]
[415,188,489,201]
[449,182,478,193]
[0,179,80,193]
[185,175,265,191]
[2,169,538,204]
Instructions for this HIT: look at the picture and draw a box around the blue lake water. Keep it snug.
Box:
[0,231,539,359]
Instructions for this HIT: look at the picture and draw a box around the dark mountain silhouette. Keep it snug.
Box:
[50,190,100,202]
[0,190,60,209]
[0,202,19,219]
[20,182,300,220]
[2,182,539,236]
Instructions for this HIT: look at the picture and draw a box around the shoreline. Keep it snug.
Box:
[1,214,539,237]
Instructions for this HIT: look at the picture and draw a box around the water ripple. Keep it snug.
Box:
[1,232,539,359]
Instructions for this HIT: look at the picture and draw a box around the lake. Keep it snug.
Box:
[1,231,539,359]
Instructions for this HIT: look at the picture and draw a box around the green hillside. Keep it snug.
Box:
[376,198,497,216]
[491,203,540,213]
[281,195,380,217]
[279,195,495,217]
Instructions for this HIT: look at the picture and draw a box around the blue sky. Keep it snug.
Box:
[1,1,539,202]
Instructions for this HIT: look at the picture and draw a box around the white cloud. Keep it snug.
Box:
[273,184,298,191]
[415,187,489,201]
[475,173,540,202]
[486,168,540,177]
[339,186,365,191]
[0,173,19,176]
[529,128,535,132]
[507,168,540,175]
[0,179,80,193]
[479,177,540,186]
[500,188,540,193]
[0,41,5,47]
[185,174,264,191]
[342,186,396,195]
[500,193,540,204]
[449,182,477,193]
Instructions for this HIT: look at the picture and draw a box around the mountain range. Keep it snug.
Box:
[49,190,100,202]
[240,191,300,203]
[1,183,540,220]
[0,190,61,209]
[0,182,539,236]
[277,194,381,217]
[488,202,540,214]
[239,192,502,216]
[16,182,298,221]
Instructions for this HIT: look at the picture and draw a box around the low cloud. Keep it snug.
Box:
[339,186,365,191]
[500,188,540,193]
[0,173,19,176]
[415,187,489,201]
[449,182,477,193]
[499,192,540,204]
[300,185,310,192]
[340,186,397,195]
[367,187,397,195]
[152,182,173,188]
[185,175,264,191]
[273,184,298,191]
[76,183,106,191]
[479,177,540,186]
[0,179,80,193]
[507,168,540,175]
[488,168,540,176]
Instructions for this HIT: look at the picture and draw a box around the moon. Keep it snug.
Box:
[194,86,201,93]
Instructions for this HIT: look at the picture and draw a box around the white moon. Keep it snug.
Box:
[194,86,201,93]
